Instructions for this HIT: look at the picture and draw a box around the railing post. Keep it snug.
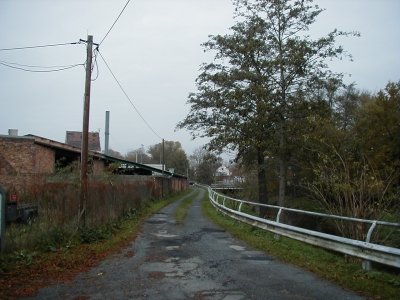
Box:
[223,196,226,207]
[274,208,283,240]
[276,208,282,223]
[363,221,377,271]
[238,201,243,212]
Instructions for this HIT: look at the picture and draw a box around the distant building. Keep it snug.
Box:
[65,131,101,152]
[0,133,106,193]
[145,164,164,170]
[0,130,187,195]
[216,166,231,177]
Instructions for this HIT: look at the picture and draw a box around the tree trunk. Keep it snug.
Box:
[278,120,287,208]
[257,148,268,217]
[278,157,286,207]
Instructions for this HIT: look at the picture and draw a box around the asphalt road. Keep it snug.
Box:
[27,188,364,299]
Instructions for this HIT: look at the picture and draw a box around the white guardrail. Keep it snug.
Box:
[205,186,400,270]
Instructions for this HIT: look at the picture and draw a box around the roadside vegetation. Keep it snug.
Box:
[0,190,191,299]
[202,192,400,300]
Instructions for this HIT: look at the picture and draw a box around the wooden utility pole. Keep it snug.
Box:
[80,35,93,226]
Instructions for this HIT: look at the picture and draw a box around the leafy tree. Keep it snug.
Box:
[299,81,399,239]
[334,83,361,130]
[354,81,400,193]
[189,147,222,185]
[178,0,357,209]
[147,141,189,175]
[125,148,151,164]
[178,16,275,208]
[236,0,357,207]
[106,149,124,159]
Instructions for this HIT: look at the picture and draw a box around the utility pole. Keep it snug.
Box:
[80,35,93,227]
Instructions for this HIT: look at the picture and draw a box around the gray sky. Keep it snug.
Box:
[1,0,399,158]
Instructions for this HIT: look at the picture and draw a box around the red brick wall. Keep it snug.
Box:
[34,144,55,173]
[0,137,55,175]
[0,137,55,194]
[92,159,105,174]
[0,138,35,174]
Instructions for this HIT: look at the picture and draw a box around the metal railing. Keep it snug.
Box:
[207,187,400,270]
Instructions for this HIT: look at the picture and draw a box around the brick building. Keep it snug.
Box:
[0,133,105,193]
[65,131,101,152]
[0,131,188,196]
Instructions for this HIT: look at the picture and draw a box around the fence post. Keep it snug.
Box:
[238,201,243,212]
[0,186,6,253]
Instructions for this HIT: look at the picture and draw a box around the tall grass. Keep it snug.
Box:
[3,174,179,253]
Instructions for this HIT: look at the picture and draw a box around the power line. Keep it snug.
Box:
[0,59,84,69]
[0,61,84,73]
[91,49,99,81]
[97,50,163,140]
[0,42,79,51]
[99,0,131,46]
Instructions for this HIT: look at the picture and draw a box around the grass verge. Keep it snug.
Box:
[175,188,199,224]
[0,190,191,299]
[201,190,400,300]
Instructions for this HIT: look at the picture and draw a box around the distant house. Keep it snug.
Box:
[65,131,101,152]
[216,166,231,177]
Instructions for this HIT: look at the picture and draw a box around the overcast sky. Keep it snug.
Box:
[1,0,399,158]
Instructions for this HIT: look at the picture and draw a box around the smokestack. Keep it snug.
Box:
[105,111,110,155]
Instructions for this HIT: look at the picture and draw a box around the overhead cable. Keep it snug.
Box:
[0,59,84,69]
[99,0,131,46]
[0,61,84,73]
[0,42,80,51]
[97,50,163,140]
[91,49,99,81]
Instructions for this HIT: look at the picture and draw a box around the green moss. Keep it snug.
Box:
[174,189,199,224]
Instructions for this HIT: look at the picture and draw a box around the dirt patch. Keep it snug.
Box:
[145,254,167,262]
[148,271,165,280]
[124,250,135,258]
[73,296,89,300]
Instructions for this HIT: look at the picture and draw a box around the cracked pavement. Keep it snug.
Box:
[25,188,364,299]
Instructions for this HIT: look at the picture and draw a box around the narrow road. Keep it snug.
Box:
[28,188,363,299]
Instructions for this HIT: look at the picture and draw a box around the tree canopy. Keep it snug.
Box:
[178,0,357,208]
[147,141,189,175]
